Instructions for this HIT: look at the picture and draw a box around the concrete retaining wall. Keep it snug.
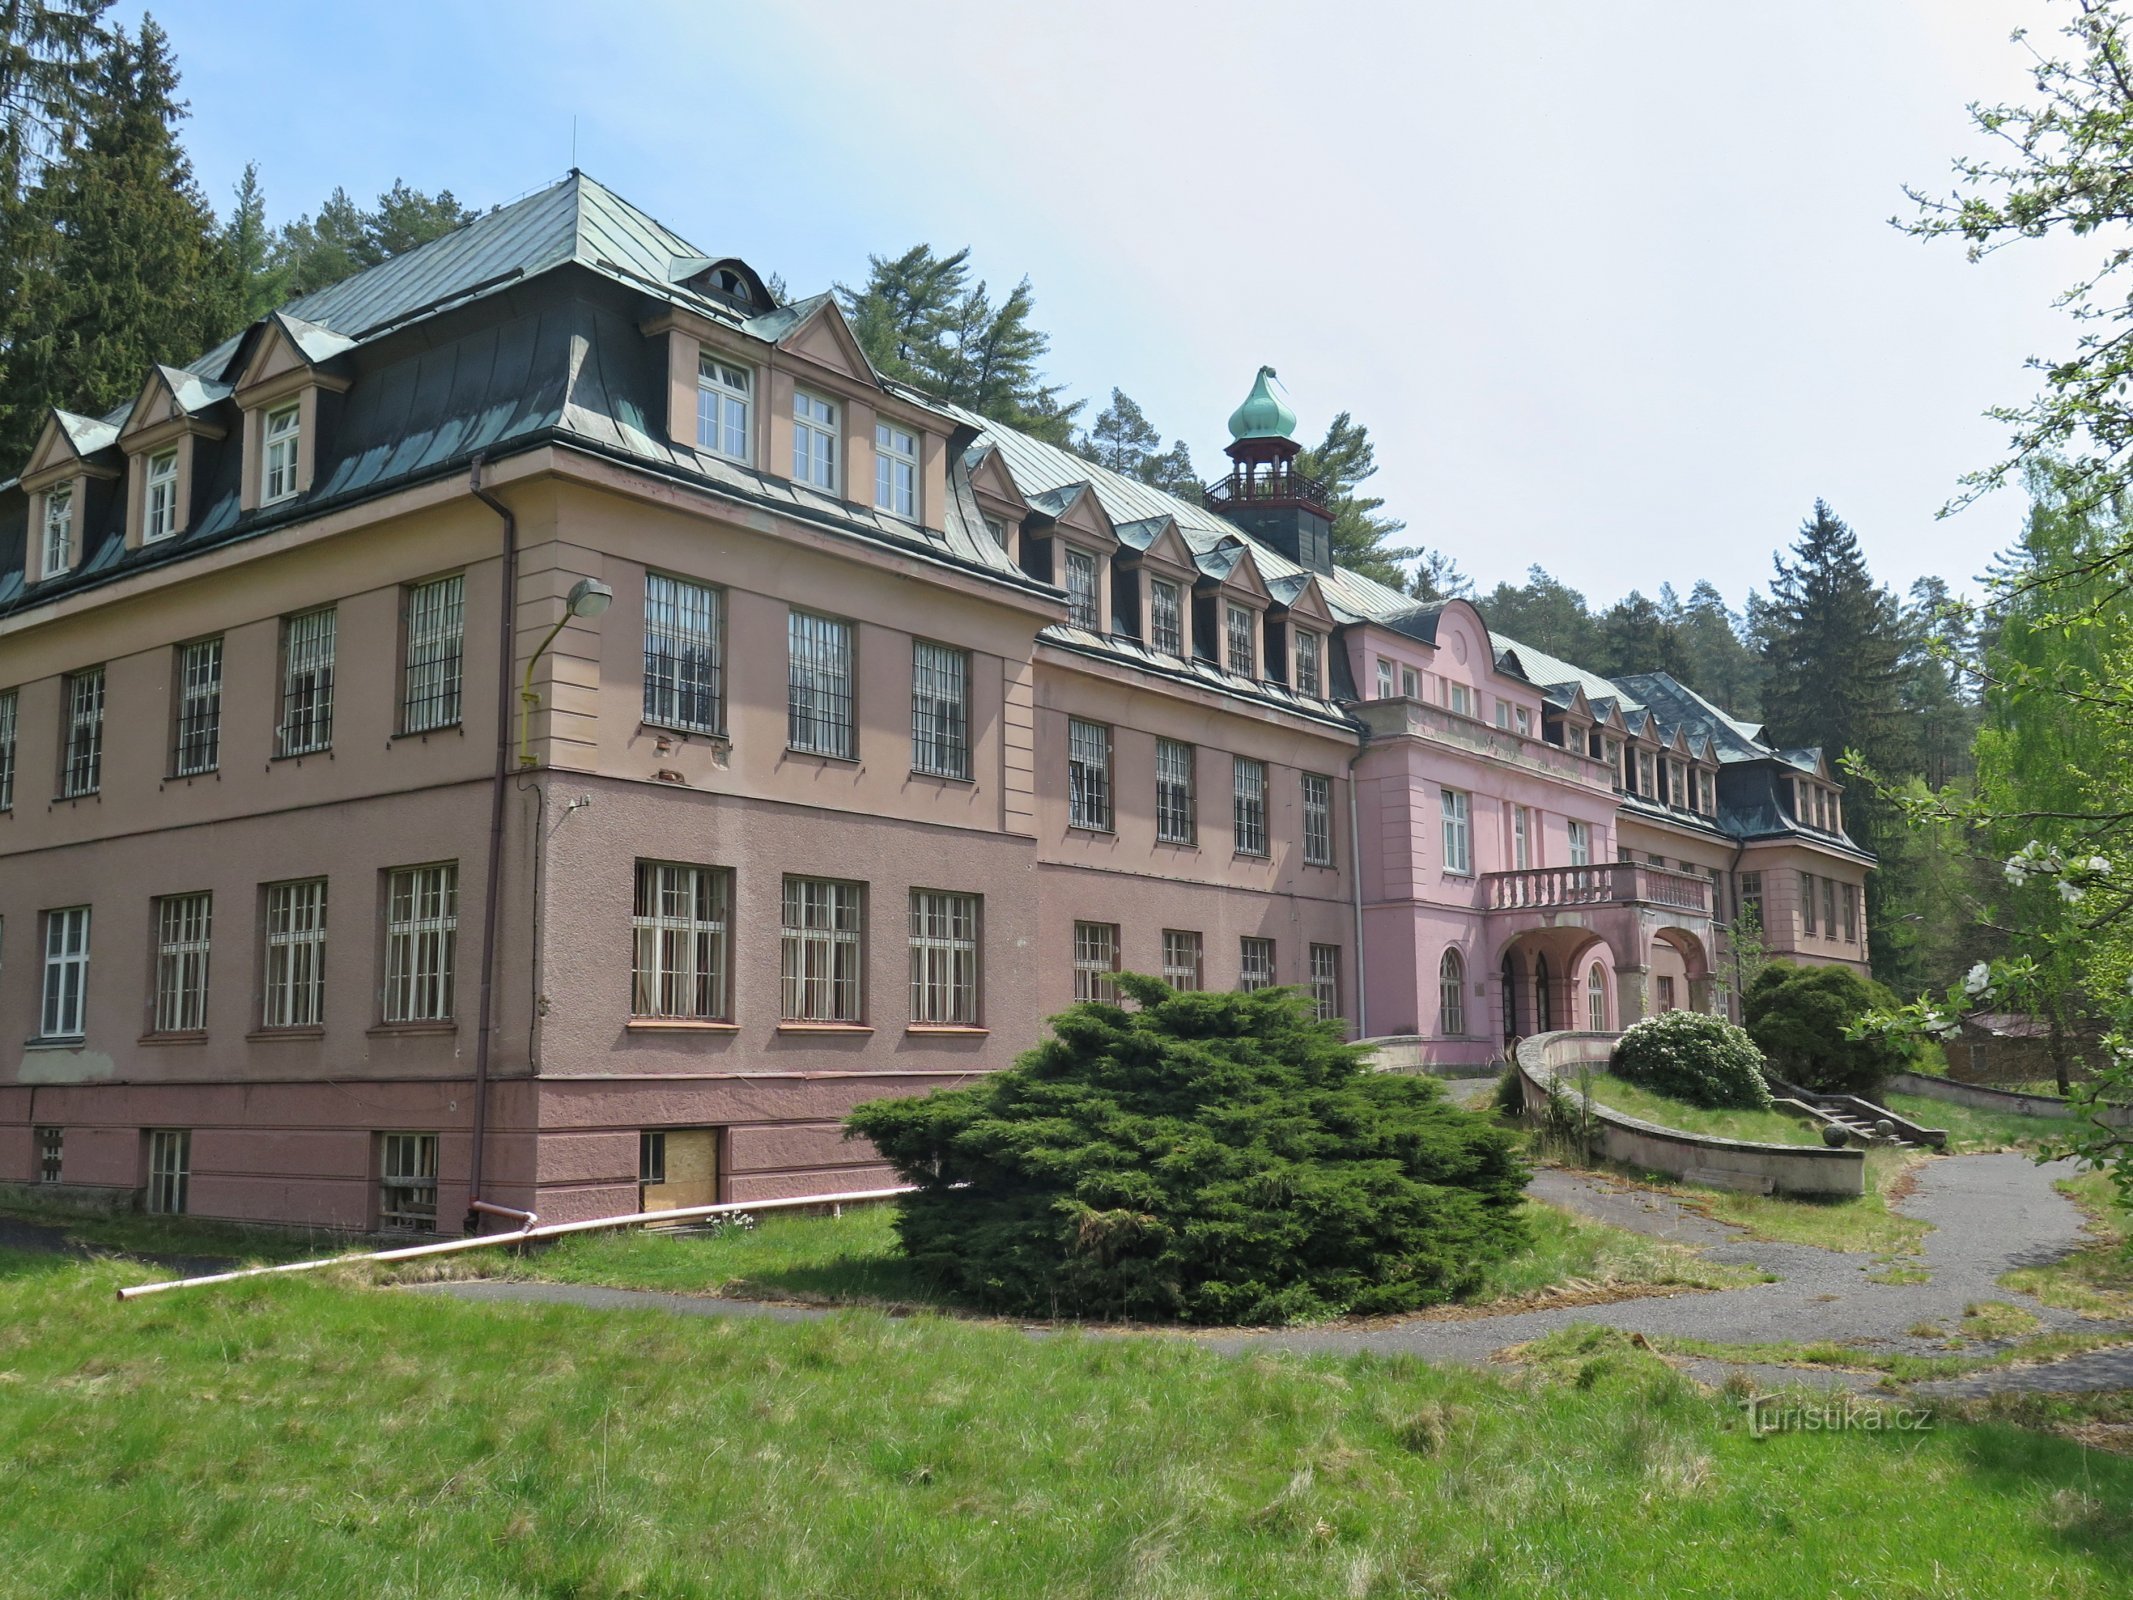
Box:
[1518,1031,1866,1197]
[1886,1071,2133,1128]
[1360,1037,1504,1080]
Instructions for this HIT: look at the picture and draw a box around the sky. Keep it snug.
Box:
[136,0,2089,610]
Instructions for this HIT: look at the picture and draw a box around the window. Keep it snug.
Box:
[41,485,74,577]
[1636,751,1656,796]
[1239,937,1276,993]
[383,864,458,1023]
[1441,788,1472,876]
[1232,756,1268,857]
[277,608,336,756]
[0,687,18,811]
[396,575,466,734]
[1376,659,1394,698]
[631,861,730,1020]
[792,390,838,490]
[1699,770,1716,815]
[639,1131,666,1185]
[1401,665,1420,698]
[1161,929,1202,991]
[1067,717,1112,831]
[1310,944,1341,1023]
[787,611,856,758]
[1738,871,1763,924]
[152,892,212,1034]
[696,356,752,461]
[1073,921,1120,1002]
[1446,682,1471,717]
[1510,804,1532,870]
[171,638,222,776]
[1534,954,1553,1032]
[262,879,328,1029]
[1843,882,1860,944]
[1822,876,1838,937]
[37,1127,62,1184]
[1065,547,1100,631]
[1150,579,1184,655]
[908,890,980,1025]
[60,667,103,797]
[144,449,179,542]
[910,641,970,779]
[39,907,89,1038]
[1155,737,1196,844]
[1302,772,1333,865]
[378,1132,439,1231]
[644,574,723,734]
[1800,871,1818,935]
[1225,604,1255,676]
[874,420,918,518]
[983,515,1008,550]
[780,877,863,1022]
[262,403,301,504]
[146,1129,190,1215]
[1655,975,1677,1012]
[1567,820,1591,867]
[1439,948,1466,1035]
[1293,628,1322,695]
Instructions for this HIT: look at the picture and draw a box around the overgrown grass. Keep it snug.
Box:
[1655,1325,2133,1384]
[2001,1171,2133,1319]
[1647,1146,1933,1258]
[7,1254,2133,1596]
[1879,1091,2073,1153]
[1576,1072,1827,1145]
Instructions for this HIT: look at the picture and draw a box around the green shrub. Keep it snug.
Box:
[1745,962,1915,1096]
[1609,1008,1772,1109]
[845,976,1530,1325]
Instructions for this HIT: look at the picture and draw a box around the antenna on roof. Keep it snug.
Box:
[571,115,577,169]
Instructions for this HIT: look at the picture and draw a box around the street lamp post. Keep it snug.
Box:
[519,577,614,768]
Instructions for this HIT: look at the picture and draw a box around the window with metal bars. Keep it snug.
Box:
[41,485,73,577]
[1310,944,1341,1022]
[378,1132,439,1231]
[1293,629,1322,695]
[780,877,863,1022]
[1225,604,1255,676]
[277,608,336,756]
[787,611,855,758]
[0,687,15,811]
[60,667,103,797]
[1161,929,1202,992]
[145,449,179,541]
[1302,773,1333,865]
[697,357,752,462]
[383,863,458,1023]
[1067,718,1112,831]
[1149,579,1183,655]
[172,638,222,776]
[1155,738,1196,844]
[874,420,918,519]
[1073,921,1120,1002]
[643,573,723,734]
[147,1129,189,1215]
[908,890,979,1025]
[910,641,969,778]
[1239,937,1276,993]
[37,1127,61,1184]
[1064,547,1100,630]
[631,861,730,1020]
[1232,757,1267,857]
[152,892,212,1034]
[401,575,465,733]
[262,879,328,1029]
[262,404,301,503]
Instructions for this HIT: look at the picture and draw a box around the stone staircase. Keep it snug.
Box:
[1764,1074,1949,1150]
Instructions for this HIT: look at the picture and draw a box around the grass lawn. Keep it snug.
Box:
[1575,1072,1826,1146]
[9,1248,2133,1596]
[2001,1171,2133,1319]
[1879,1091,2073,1154]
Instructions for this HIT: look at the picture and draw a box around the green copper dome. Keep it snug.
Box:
[1227,365,1297,442]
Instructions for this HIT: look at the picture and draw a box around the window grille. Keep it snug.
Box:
[262,404,301,503]
[1067,718,1112,831]
[632,861,731,1019]
[277,609,336,756]
[1225,604,1255,676]
[793,391,838,489]
[384,864,458,1023]
[401,575,465,733]
[152,892,212,1033]
[910,641,969,778]
[1310,944,1341,1022]
[1073,921,1120,1002]
[1232,757,1267,857]
[1439,949,1466,1035]
[908,891,980,1025]
[1064,548,1100,631]
[781,877,863,1022]
[172,638,222,775]
[1294,629,1322,695]
[37,1127,62,1184]
[40,906,90,1039]
[1239,937,1276,993]
[1302,773,1333,865]
[1149,579,1183,655]
[1155,738,1196,844]
[787,611,855,758]
[145,449,179,541]
[147,1129,190,1215]
[263,879,328,1028]
[697,357,752,461]
[61,667,103,797]
[1161,929,1202,991]
[0,687,17,811]
[1440,788,1472,875]
[42,485,73,576]
[875,421,918,518]
[644,574,723,733]
[379,1132,439,1231]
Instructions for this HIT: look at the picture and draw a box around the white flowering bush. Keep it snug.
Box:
[1610,1009,1773,1109]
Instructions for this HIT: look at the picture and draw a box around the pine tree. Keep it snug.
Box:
[1592,589,1686,678]
[1296,412,1418,587]
[1478,566,1600,662]
[1408,548,1472,602]
[273,179,473,299]
[1077,387,1161,475]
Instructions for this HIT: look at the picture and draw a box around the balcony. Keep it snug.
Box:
[1202,459,1330,511]
[1483,862,1712,917]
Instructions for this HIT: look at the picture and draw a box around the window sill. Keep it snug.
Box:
[1234,851,1271,862]
[641,721,728,745]
[271,749,334,763]
[367,1022,459,1038]
[1155,837,1199,850]
[774,1023,873,1035]
[905,1025,989,1036]
[784,747,859,766]
[138,1030,209,1046]
[247,1026,324,1042]
[52,791,101,804]
[1067,824,1116,836]
[626,1019,740,1033]
[392,723,464,742]
[908,768,975,786]
[23,1036,86,1051]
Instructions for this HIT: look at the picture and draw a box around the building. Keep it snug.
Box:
[0,173,1870,1233]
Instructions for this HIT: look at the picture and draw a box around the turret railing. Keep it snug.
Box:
[1482,862,1712,916]
[1203,460,1330,510]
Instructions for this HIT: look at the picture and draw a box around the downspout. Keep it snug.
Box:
[1347,743,1369,1039]
[464,455,519,1234]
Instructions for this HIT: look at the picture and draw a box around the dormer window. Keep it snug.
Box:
[1225,604,1255,676]
[1376,659,1394,698]
[144,450,179,542]
[793,391,838,490]
[1150,578,1184,655]
[1294,629,1322,696]
[874,421,918,519]
[1065,547,1100,631]
[41,486,74,578]
[262,404,301,505]
[697,357,752,462]
[984,515,1009,550]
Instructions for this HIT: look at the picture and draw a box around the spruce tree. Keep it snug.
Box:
[273,179,474,299]
[1296,412,1418,587]
[1408,548,1473,602]
[1677,579,1762,715]
[220,161,284,322]
[1478,566,1600,662]
[1593,588,1686,678]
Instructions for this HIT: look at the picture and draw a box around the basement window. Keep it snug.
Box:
[378,1133,439,1231]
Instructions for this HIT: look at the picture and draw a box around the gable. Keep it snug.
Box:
[1048,481,1117,549]
[1213,541,1274,605]
[1135,518,1199,576]
[778,297,880,388]
[967,445,1028,514]
[1271,572,1337,629]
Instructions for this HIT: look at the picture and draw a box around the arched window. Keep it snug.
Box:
[1438,948,1465,1036]
[1500,953,1519,1044]
[1533,953,1553,1032]
[1587,964,1608,1031]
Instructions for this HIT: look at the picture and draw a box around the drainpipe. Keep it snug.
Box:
[464,455,519,1235]
[1346,744,1369,1038]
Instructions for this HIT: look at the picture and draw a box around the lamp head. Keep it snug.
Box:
[566,578,614,619]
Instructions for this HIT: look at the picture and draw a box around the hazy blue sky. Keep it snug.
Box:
[138,0,2084,609]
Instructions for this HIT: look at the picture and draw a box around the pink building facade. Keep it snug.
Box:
[0,175,1869,1235]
